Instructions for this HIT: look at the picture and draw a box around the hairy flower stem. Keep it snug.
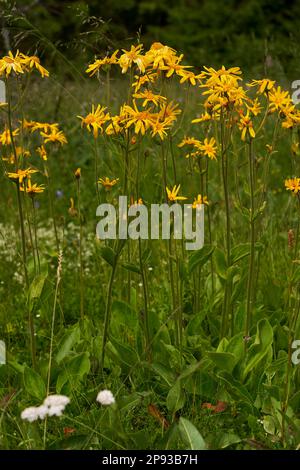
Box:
[220,116,231,338]
[76,177,84,319]
[44,251,63,449]
[94,137,100,204]
[6,78,36,367]
[138,238,151,360]
[245,140,255,340]
[281,195,300,445]
[160,142,179,345]
[31,197,41,273]
[45,161,59,252]
[100,245,120,371]
[24,193,37,274]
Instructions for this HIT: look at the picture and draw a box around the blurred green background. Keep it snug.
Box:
[1,0,300,81]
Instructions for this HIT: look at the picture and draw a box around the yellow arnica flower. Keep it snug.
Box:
[133,90,166,107]
[178,136,201,148]
[238,112,255,141]
[124,101,155,135]
[75,168,81,179]
[85,50,119,76]
[0,127,19,145]
[166,184,187,202]
[98,177,119,190]
[36,145,47,161]
[177,70,199,86]
[132,72,157,92]
[78,104,110,138]
[68,197,78,217]
[20,54,49,78]
[247,78,275,94]
[269,86,292,112]
[7,167,38,184]
[130,196,144,207]
[40,129,67,145]
[200,137,217,160]
[246,98,263,116]
[285,178,300,194]
[2,146,30,164]
[158,101,181,124]
[119,44,147,74]
[0,51,23,76]
[20,178,45,196]
[151,117,173,140]
[192,194,209,208]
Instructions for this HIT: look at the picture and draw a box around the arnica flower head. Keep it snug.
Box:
[199,137,218,160]
[20,54,49,78]
[124,101,156,135]
[192,194,209,208]
[0,51,24,76]
[247,78,275,94]
[36,145,47,161]
[74,168,81,179]
[7,168,38,184]
[238,112,255,141]
[285,177,300,194]
[78,104,110,139]
[96,389,115,406]
[0,127,19,145]
[166,184,187,202]
[119,44,147,74]
[85,50,119,76]
[40,129,67,145]
[20,178,45,196]
[98,176,119,190]
[268,86,292,113]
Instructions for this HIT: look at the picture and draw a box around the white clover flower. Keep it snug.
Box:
[96,390,115,406]
[43,395,70,407]
[21,406,40,422]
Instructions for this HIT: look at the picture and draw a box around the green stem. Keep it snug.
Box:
[77,178,84,319]
[44,251,62,449]
[245,139,255,339]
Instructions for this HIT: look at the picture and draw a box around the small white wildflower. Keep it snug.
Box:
[47,405,65,417]
[138,282,143,287]
[21,406,40,422]
[148,267,153,271]
[36,405,48,419]
[96,390,115,406]
[43,394,70,407]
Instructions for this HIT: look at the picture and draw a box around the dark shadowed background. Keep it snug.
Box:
[1,0,300,80]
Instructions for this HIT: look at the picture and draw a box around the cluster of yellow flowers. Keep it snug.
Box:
[1,44,300,202]
[0,50,68,195]
[0,50,49,78]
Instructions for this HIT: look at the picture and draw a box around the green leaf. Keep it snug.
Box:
[107,337,139,369]
[208,352,237,373]
[28,272,48,312]
[56,352,90,393]
[214,248,227,279]
[56,324,81,364]
[178,417,206,450]
[150,363,176,387]
[99,246,116,266]
[217,371,254,406]
[242,319,273,381]
[24,366,46,400]
[111,300,137,329]
[166,380,185,413]
[188,245,214,273]
[231,243,263,265]
[121,262,141,274]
